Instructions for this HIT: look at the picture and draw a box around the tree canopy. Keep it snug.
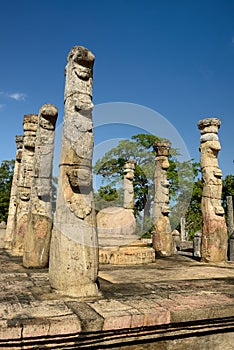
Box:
[94,133,197,235]
[0,160,15,222]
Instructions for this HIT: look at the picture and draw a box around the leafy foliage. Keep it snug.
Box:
[94,185,123,211]
[94,134,165,222]
[222,174,234,214]
[94,133,197,234]
[0,160,15,222]
[94,134,234,239]
[184,178,203,238]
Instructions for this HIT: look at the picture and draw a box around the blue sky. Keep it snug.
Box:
[0,0,234,177]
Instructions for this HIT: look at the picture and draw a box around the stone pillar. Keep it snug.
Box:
[180,217,187,241]
[152,141,172,257]
[4,135,24,250]
[11,114,38,256]
[49,46,99,297]
[193,231,202,258]
[123,160,136,210]
[227,196,234,261]
[172,229,180,254]
[226,196,234,238]
[23,104,58,268]
[228,232,234,261]
[198,118,227,262]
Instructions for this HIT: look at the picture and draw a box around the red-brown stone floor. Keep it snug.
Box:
[0,248,234,349]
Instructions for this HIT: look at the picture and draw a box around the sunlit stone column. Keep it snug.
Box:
[198,118,227,262]
[11,114,38,256]
[23,104,58,268]
[123,160,136,210]
[152,141,172,257]
[4,135,24,250]
[49,46,99,297]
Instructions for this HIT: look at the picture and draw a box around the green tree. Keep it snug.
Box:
[170,161,201,235]
[94,133,194,234]
[184,178,203,238]
[94,134,164,230]
[0,160,15,222]
[94,185,123,212]
[222,174,234,215]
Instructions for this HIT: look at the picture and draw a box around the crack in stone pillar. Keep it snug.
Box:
[49,46,100,297]
[23,104,58,268]
[198,118,227,262]
[11,114,38,256]
[152,141,172,257]
[4,135,24,250]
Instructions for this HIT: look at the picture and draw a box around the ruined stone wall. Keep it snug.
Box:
[49,46,99,297]
[23,104,58,268]
[198,118,227,262]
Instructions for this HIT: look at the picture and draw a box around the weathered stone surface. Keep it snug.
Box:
[4,135,24,250]
[123,159,136,210]
[49,46,99,297]
[172,229,180,253]
[198,118,228,262]
[227,196,234,238]
[86,299,141,330]
[97,160,137,250]
[23,104,58,268]
[193,231,202,257]
[152,141,172,257]
[97,207,136,242]
[0,249,233,348]
[11,114,38,256]
[99,245,155,264]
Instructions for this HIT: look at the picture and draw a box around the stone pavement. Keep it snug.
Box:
[0,248,234,349]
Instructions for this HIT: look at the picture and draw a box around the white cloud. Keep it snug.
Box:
[8,92,27,101]
[0,90,27,102]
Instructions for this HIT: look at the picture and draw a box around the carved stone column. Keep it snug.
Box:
[49,46,99,297]
[4,135,24,250]
[23,104,58,268]
[198,118,227,262]
[11,114,38,256]
[123,160,136,210]
[226,196,234,238]
[152,141,172,257]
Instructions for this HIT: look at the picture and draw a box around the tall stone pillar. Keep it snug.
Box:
[23,104,58,268]
[198,118,227,262]
[152,141,172,257]
[226,196,234,237]
[123,160,136,210]
[49,46,99,297]
[4,135,24,250]
[11,114,38,256]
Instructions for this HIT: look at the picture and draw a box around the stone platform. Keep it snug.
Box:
[0,249,234,349]
[99,239,155,265]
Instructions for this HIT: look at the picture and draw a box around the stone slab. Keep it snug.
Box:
[0,249,233,348]
[99,245,155,264]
